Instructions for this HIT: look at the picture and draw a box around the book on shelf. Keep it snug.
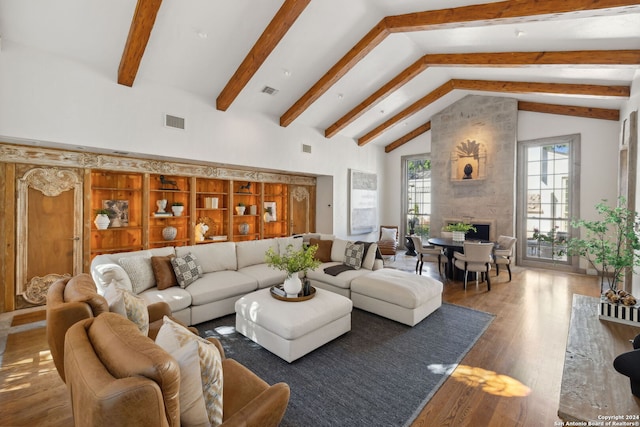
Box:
[153,212,173,217]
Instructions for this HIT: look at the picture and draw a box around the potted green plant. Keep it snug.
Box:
[265,244,321,297]
[564,197,640,300]
[444,222,477,242]
[94,209,111,230]
[171,201,184,217]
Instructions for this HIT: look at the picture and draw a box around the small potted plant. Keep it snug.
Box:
[265,244,321,297]
[94,209,111,230]
[171,202,184,217]
[444,222,477,242]
[235,203,246,216]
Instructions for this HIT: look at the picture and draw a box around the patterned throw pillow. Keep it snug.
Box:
[344,242,365,270]
[156,316,223,426]
[104,282,150,335]
[118,256,156,294]
[171,253,203,288]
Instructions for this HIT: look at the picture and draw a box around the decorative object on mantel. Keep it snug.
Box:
[235,203,246,215]
[450,139,486,181]
[443,223,477,242]
[171,202,184,217]
[238,182,252,194]
[238,222,249,235]
[162,226,177,241]
[94,209,111,230]
[265,244,321,297]
[563,197,640,325]
[159,175,179,190]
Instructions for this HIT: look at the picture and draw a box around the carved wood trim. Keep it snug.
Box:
[22,273,71,305]
[16,167,83,300]
[0,143,316,186]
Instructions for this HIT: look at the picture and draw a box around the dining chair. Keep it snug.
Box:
[453,241,494,290]
[410,235,445,276]
[494,235,517,281]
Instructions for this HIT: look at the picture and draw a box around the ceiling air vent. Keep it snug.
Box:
[261,86,279,96]
[302,144,312,154]
[164,114,185,130]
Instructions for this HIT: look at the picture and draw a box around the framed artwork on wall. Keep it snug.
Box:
[349,169,377,235]
[102,199,129,227]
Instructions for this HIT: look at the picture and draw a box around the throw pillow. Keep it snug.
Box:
[344,242,365,270]
[380,227,397,242]
[168,340,210,426]
[310,238,333,263]
[104,282,150,335]
[171,253,203,288]
[118,256,156,294]
[151,255,178,290]
[361,242,378,270]
[156,316,223,426]
[93,263,133,293]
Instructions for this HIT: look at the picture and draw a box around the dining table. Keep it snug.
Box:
[427,237,494,280]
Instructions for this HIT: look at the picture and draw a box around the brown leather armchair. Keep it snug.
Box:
[65,313,290,427]
[46,273,177,382]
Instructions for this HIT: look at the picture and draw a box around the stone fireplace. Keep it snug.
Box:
[431,95,517,240]
[443,217,497,242]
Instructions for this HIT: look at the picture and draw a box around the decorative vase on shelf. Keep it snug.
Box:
[235,206,246,215]
[94,214,110,230]
[249,205,257,215]
[162,226,177,241]
[284,274,302,297]
[156,199,167,213]
[171,205,184,217]
[238,222,249,235]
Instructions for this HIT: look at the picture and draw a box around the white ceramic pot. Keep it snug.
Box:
[283,274,302,297]
[171,205,184,217]
[452,231,465,242]
[162,226,177,241]
[235,206,246,215]
[94,214,110,230]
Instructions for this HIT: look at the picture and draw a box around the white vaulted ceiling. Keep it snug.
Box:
[1,0,639,151]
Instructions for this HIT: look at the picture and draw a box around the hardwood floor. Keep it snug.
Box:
[0,254,601,426]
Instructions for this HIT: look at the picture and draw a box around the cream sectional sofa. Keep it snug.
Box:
[90,236,383,326]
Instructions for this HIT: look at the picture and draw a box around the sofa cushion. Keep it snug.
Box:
[139,286,192,313]
[91,262,133,293]
[171,253,203,288]
[187,271,258,306]
[361,242,378,270]
[151,255,178,290]
[310,238,332,262]
[118,255,155,294]
[307,262,373,290]
[176,242,237,273]
[344,242,365,270]
[104,282,150,335]
[330,238,349,263]
[236,239,279,269]
[156,316,223,426]
[276,236,303,254]
[239,264,287,289]
[351,269,443,309]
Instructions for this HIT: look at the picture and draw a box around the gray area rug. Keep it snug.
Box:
[197,303,494,427]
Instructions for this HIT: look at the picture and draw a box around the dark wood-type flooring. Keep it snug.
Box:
[0,253,603,426]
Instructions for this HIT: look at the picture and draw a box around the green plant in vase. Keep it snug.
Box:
[265,244,321,297]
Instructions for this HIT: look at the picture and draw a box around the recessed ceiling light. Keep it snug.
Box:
[283,69,291,77]
[515,29,525,38]
[337,93,344,100]
[196,30,208,39]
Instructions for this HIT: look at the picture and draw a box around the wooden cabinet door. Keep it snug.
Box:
[16,166,83,307]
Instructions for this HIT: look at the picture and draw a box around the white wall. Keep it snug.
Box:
[0,41,384,240]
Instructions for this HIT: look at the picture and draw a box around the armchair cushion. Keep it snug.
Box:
[156,316,224,426]
[168,340,210,425]
[104,282,150,335]
[380,227,397,241]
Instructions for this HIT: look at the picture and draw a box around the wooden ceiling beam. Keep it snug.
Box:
[517,101,620,121]
[326,50,639,138]
[281,0,640,127]
[384,122,431,153]
[118,0,163,87]
[216,0,310,111]
[359,79,629,146]
[384,101,620,153]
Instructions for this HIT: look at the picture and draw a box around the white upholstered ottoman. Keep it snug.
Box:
[235,287,352,363]
[351,269,443,326]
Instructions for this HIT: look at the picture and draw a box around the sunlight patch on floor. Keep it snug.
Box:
[428,363,531,397]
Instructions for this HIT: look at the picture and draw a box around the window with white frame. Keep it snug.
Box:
[402,155,431,242]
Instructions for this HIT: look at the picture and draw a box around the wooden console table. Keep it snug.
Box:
[558,294,640,422]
